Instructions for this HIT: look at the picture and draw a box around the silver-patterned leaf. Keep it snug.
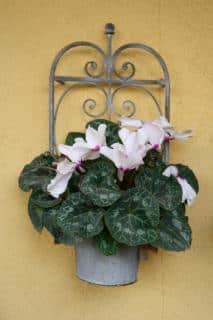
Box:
[105,188,159,246]
[151,204,192,251]
[80,160,121,207]
[135,167,182,211]
[55,193,104,243]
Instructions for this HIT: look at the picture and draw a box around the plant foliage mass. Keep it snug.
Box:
[18,118,198,255]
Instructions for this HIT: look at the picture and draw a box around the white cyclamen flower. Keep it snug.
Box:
[121,115,193,147]
[100,145,141,181]
[168,129,193,140]
[47,158,76,198]
[152,116,172,129]
[47,124,107,198]
[118,127,148,160]
[58,124,107,162]
[120,116,143,128]
[137,123,166,150]
[100,128,146,181]
[153,116,192,141]
[162,165,197,206]
[121,116,167,150]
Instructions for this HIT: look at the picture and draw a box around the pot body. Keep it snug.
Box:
[75,239,139,286]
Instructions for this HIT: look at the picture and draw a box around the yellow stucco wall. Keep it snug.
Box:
[1,0,213,319]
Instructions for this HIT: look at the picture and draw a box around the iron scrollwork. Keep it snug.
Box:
[54,82,108,125]
[84,60,106,79]
[49,23,170,162]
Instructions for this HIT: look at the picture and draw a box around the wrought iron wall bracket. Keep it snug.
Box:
[49,23,170,162]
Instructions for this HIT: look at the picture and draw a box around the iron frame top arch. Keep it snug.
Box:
[49,23,170,162]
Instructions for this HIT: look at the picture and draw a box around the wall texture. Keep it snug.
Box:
[1,0,213,319]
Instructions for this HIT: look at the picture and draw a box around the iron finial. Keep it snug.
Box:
[105,23,115,35]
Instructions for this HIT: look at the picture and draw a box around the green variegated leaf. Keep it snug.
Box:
[143,149,166,173]
[151,204,192,251]
[28,197,45,233]
[30,189,62,208]
[105,188,158,246]
[80,159,121,207]
[43,206,75,245]
[19,152,56,192]
[137,189,160,227]
[55,193,104,243]
[157,176,182,210]
[95,227,119,256]
[80,172,121,207]
[135,166,157,191]
[135,166,182,211]
[86,119,120,145]
[28,152,55,168]
[65,132,85,146]
[84,157,116,175]
[176,164,199,193]
[67,172,81,193]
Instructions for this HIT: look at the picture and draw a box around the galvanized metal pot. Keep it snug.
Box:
[75,239,139,286]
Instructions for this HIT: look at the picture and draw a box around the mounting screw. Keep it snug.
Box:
[105,23,115,35]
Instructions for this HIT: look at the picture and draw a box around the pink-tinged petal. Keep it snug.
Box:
[47,158,76,198]
[58,144,74,161]
[70,145,91,162]
[142,123,165,148]
[85,151,100,160]
[177,177,197,206]
[100,146,115,163]
[119,128,139,155]
[120,116,143,128]
[111,143,126,153]
[137,128,149,146]
[65,138,93,162]
[162,166,178,177]
[114,148,128,168]
[85,126,98,148]
[164,134,174,142]
[138,144,148,160]
[91,145,100,152]
[74,137,85,143]
[100,146,123,168]
[127,151,144,169]
[163,166,197,206]
[119,128,147,157]
[86,124,106,149]
[97,124,107,145]
[118,128,130,145]
[57,158,76,174]
[152,116,172,129]
[72,139,88,149]
[47,171,73,198]
[101,141,144,173]
[58,142,90,163]
[173,129,193,140]
[151,144,160,150]
[117,169,124,181]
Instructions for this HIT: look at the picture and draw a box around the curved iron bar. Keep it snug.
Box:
[50,41,106,80]
[55,82,108,121]
[116,99,136,118]
[84,60,105,78]
[111,84,163,118]
[54,82,108,146]
[112,43,170,81]
[49,41,107,153]
[82,97,107,118]
[113,60,136,80]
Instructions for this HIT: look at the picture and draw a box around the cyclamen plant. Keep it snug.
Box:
[18,116,199,255]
